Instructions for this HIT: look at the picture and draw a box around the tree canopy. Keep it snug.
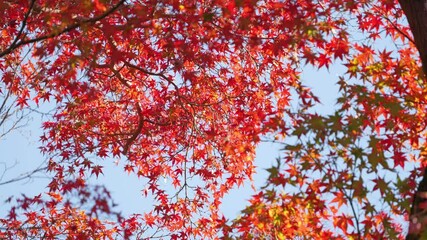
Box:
[1,0,427,239]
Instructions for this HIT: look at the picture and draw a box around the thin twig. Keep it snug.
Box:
[0,166,48,186]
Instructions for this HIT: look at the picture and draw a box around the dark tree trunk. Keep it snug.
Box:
[398,1,427,239]
[399,0,427,75]
[406,169,427,239]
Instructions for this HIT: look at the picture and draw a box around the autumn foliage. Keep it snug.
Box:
[1,0,427,238]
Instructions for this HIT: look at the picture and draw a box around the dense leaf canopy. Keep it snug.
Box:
[1,0,427,239]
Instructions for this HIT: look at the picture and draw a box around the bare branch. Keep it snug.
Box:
[0,166,48,186]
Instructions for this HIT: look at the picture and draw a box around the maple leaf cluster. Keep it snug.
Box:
[0,0,427,239]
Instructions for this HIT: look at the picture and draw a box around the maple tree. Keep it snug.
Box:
[1,0,427,239]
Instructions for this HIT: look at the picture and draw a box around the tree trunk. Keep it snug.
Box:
[398,1,427,239]
[406,169,427,239]
[399,0,427,75]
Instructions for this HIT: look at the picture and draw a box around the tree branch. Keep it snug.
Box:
[122,103,144,155]
[0,166,48,186]
[0,0,126,58]
[7,0,37,53]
